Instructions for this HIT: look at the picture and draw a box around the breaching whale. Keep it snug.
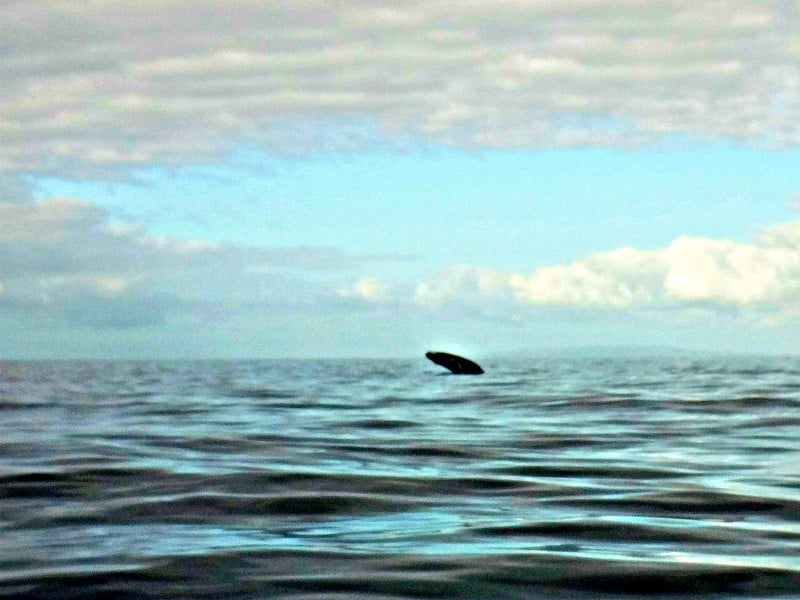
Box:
[425,351,484,375]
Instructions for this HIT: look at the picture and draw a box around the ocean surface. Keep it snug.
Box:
[1,355,800,599]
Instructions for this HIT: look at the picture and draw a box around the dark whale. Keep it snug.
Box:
[425,351,483,375]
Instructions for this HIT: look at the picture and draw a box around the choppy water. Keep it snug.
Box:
[1,356,800,599]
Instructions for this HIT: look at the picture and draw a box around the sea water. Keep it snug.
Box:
[1,356,800,598]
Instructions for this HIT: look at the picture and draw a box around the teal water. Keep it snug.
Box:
[1,356,800,598]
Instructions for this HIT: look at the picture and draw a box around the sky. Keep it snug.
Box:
[2,0,800,359]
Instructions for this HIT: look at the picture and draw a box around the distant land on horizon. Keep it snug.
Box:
[468,345,800,360]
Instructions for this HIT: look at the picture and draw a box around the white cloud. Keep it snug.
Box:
[416,222,800,320]
[511,246,662,308]
[337,278,391,303]
[2,1,799,174]
[38,274,132,297]
[415,267,514,306]
[661,236,797,304]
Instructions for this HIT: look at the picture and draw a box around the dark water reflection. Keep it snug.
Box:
[1,356,800,598]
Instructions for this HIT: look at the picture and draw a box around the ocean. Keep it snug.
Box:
[1,355,799,599]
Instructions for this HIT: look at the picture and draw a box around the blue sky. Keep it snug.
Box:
[2,1,800,358]
[33,145,800,270]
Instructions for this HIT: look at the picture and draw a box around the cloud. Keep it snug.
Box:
[0,197,402,328]
[790,191,800,213]
[2,1,799,174]
[416,222,800,320]
[337,277,391,303]
[415,267,516,307]
[0,175,33,203]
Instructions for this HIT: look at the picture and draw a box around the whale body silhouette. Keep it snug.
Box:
[425,351,484,375]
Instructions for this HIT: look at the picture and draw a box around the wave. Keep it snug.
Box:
[3,550,800,599]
